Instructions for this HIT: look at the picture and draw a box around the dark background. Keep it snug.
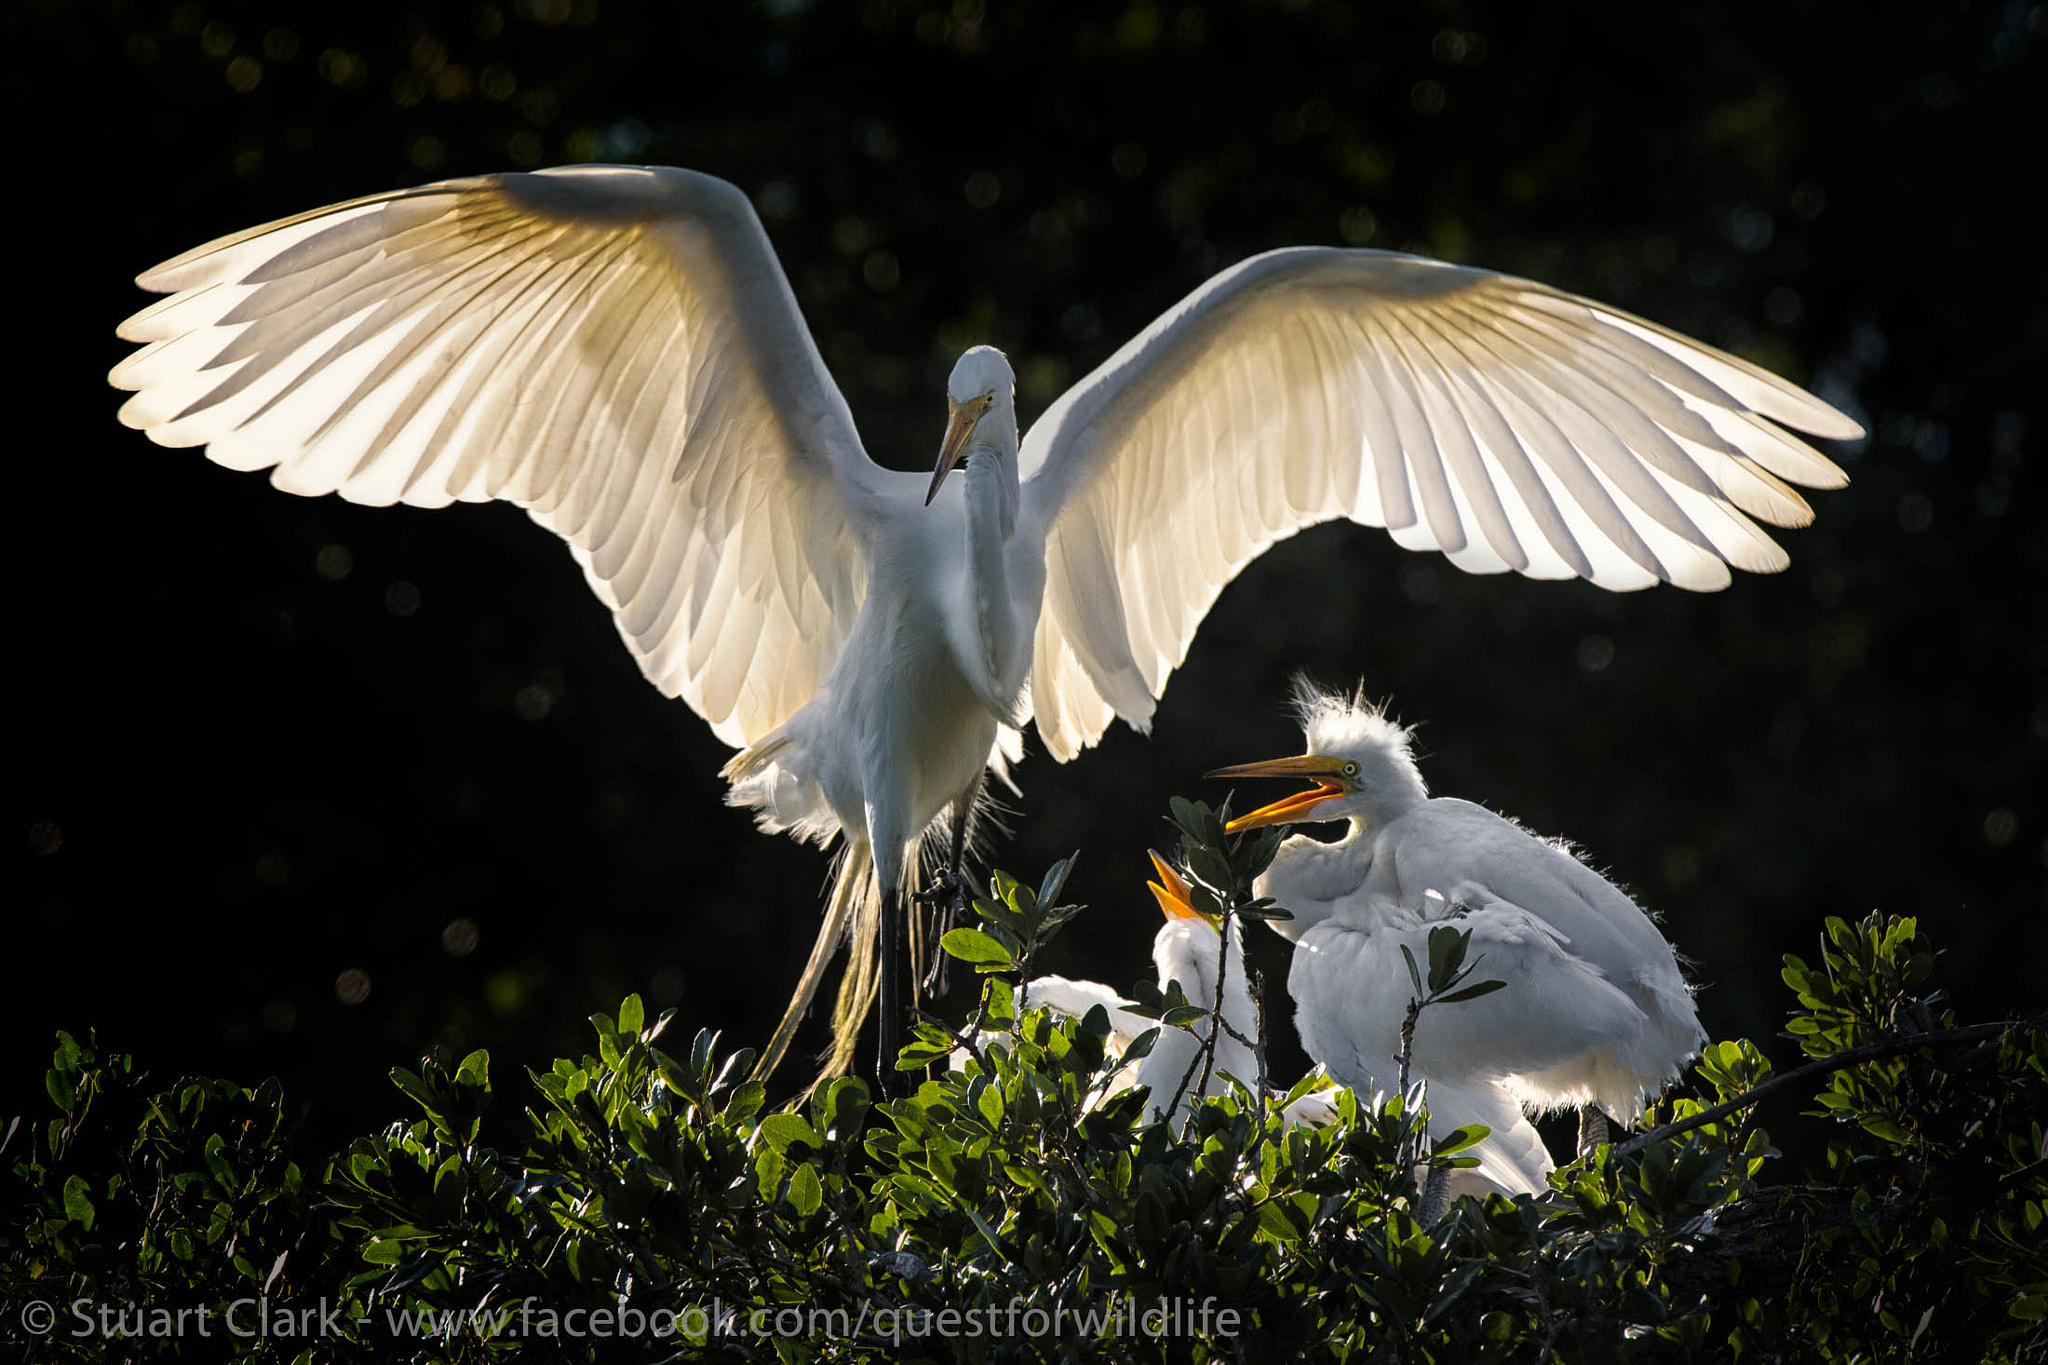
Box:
[10,0,2042,1150]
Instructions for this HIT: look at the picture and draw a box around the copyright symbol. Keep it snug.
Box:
[21,1299,55,1335]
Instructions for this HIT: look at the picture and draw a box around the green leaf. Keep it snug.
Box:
[759,1112,824,1154]
[1036,854,1078,917]
[1400,944,1425,998]
[1430,1123,1490,1158]
[942,928,1016,969]
[454,1049,490,1089]
[1238,898,1295,922]
[786,1163,823,1218]
[1168,796,1210,845]
[819,1076,870,1140]
[724,1080,767,1124]
[618,994,645,1038]
[896,1041,953,1069]
[61,1174,94,1230]
[1258,1198,1307,1243]
[1439,979,1507,1005]
[390,1067,438,1117]
[360,1238,407,1265]
[1426,925,1471,993]
[1186,842,1235,893]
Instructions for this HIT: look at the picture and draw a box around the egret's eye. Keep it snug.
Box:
[1341,761,1360,778]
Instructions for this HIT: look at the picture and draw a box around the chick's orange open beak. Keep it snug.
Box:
[1146,850,1208,921]
[1206,754,1352,833]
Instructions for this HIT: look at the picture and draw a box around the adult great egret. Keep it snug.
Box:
[110,164,1856,1087]
[1211,684,1708,1148]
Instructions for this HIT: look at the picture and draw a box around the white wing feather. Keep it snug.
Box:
[111,165,889,748]
[1018,248,1862,760]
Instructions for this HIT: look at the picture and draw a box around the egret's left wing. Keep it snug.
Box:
[111,165,892,749]
[1018,248,1862,760]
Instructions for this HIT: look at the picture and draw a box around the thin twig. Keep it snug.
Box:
[1395,995,1425,1188]
[1250,966,1270,1102]
[911,1005,989,1077]
[1398,997,1420,1097]
[1188,906,1235,1115]
[1613,1021,2015,1159]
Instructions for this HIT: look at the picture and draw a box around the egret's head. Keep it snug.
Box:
[1146,849,1217,926]
[927,345,1015,505]
[1146,850,1224,1010]
[1208,680,1428,831]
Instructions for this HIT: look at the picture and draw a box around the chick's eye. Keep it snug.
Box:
[1342,762,1359,778]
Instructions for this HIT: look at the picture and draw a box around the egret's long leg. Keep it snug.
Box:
[1577,1105,1610,1157]
[920,778,984,997]
[879,887,907,1097]
[1417,1168,1452,1223]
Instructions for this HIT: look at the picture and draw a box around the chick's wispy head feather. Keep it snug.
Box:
[1284,676,1429,823]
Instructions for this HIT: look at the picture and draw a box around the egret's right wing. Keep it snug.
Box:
[1017,247,1863,761]
[112,165,893,748]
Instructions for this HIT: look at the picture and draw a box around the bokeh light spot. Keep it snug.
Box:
[442,917,481,956]
[254,852,290,888]
[315,543,353,581]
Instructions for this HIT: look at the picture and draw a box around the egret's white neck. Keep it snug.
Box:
[960,394,1020,541]
[1259,819,1373,943]
[954,401,1024,718]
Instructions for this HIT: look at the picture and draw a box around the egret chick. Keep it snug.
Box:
[1007,853,1257,1125]
[1212,683,1707,1149]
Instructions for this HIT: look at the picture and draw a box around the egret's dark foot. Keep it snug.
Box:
[1576,1105,1610,1158]
[1417,1167,1451,1223]
[911,864,961,908]
[916,866,970,997]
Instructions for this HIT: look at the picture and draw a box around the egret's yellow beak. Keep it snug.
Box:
[926,392,993,505]
[1146,850,1210,922]
[1207,754,1353,832]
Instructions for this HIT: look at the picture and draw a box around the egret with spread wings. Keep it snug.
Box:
[110,164,1859,1087]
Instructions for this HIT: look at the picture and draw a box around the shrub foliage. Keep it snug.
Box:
[5,805,2043,1362]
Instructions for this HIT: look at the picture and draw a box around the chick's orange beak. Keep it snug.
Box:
[1206,754,1352,832]
[1146,850,1207,921]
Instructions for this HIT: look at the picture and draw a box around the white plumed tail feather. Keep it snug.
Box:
[755,842,880,1086]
